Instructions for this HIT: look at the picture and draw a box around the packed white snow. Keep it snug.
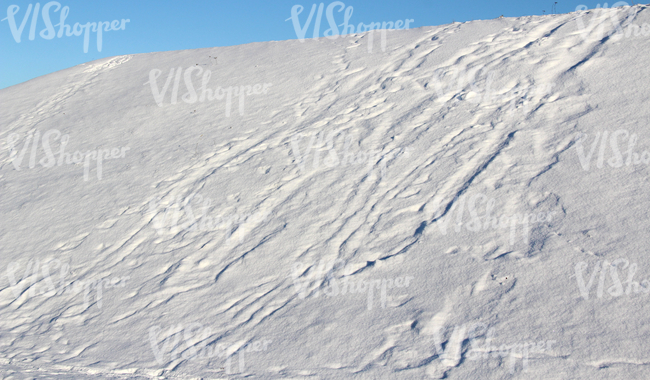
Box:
[2,4,650,379]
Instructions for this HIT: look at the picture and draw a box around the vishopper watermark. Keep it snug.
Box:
[290,131,411,179]
[148,323,271,374]
[425,323,555,374]
[575,258,650,299]
[432,193,556,246]
[575,130,650,170]
[286,2,414,52]
[7,129,130,181]
[428,67,556,114]
[465,323,556,374]
[145,66,272,116]
[575,2,650,41]
[147,192,270,243]
[290,259,413,310]
[1,2,129,53]
[6,258,129,309]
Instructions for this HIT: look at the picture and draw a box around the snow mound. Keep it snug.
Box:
[2,5,650,379]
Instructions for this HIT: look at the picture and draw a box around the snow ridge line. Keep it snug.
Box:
[0,358,188,379]
[428,130,517,226]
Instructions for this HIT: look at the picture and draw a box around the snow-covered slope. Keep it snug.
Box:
[2,5,650,379]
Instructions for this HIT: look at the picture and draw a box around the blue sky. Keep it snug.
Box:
[0,0,625,89]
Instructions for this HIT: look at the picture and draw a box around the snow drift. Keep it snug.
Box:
[2,4,650,379]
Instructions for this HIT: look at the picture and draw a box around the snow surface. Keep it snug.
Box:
[2,4,650,379]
